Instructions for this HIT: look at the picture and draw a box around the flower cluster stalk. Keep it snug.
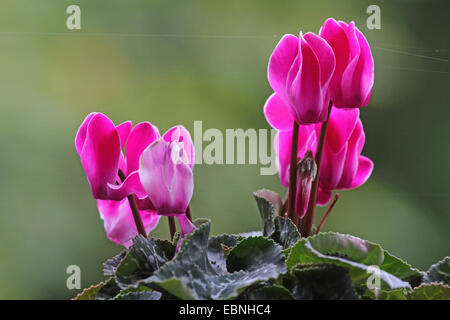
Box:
[300,102,332,237]
[286,121,300,223]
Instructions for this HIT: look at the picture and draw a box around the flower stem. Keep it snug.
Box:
[168,216,177,240]
[300,102,332,237]
[118,169,147,238]
[316,193,340,234]
[287,121,299,224]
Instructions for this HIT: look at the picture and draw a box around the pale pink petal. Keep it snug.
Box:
[139,139,194,215]
[163,126,195,169]
[97,199,160,248]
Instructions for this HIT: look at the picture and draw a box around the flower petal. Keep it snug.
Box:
[80,113,121,199]
[350,155,374,188]
[264,93,293,131]
[97,199,160,248]
[75,112,97,155]
[268,34,299,100]
[163,126,195,169]
[126,122,160,174]
[139,139,194,215]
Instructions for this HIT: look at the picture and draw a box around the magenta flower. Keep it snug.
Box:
[264,93,317,187]
[265,97,373,206]
[315,108,374,205]
[75,112,162,246]
[97,199,160,248]
[139,126,195,236]
[320,18,374,109]
[75,112,160,201]
[268,31,335,124]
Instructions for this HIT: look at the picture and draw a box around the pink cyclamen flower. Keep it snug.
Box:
[75,112,159,201]
[320,18,374,109]
[139,126,195,237]
[97,199,160,248]
[264,93,317,187]
[264,96,373,206]
[75,112,161,246]
[268,31,335,124]
[315,108,374,205]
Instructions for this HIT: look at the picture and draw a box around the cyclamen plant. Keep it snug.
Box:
[74,18,450,300]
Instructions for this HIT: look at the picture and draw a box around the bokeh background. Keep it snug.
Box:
[0,0,448,299]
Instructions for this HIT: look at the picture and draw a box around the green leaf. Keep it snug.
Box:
[423,256,450,285]
[115,236,176,289]
[408,283,450,300]
[72,282,104,300]
[380,251,424,284]
[208,234,240,273]
[227,237,286,275]
[114,291,162,300]
[253,189,283,237]
[149,221,287,299]
[103,251,127,276]
[364,288,408,300]
[286,232,410,290]
[241,284,294,300]
[290,264,359,300]
[96,277,121,300]
[270,217,301,249]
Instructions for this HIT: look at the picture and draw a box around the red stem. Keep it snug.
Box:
[316,193,340,234]
[287,121,299,224]
[168,217,177,240]
[300,102,332,237]
[118,170,147,238]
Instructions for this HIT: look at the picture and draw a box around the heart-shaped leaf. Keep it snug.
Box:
[286,232,410,290]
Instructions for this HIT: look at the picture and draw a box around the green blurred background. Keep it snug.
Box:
[0,0,448,299]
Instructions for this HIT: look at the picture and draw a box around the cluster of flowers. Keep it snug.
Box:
[75,17,374,245]
[264,18,374,235]
[75,113,195,247]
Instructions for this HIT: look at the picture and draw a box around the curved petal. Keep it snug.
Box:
[97,199,160,248]
[316,187,332,206]
[320,143,347,190]
[139,139,194,215]
[116,121,132,149]
[303,32,335,87]
[163,126,195,169]
[286,34,324,124]
[320,18,350,105]
[80,113,121,199]
[268,34,299,100]
[126,122,160,174]
[325,107,359,153]
[350,155,374,188]
[263,93,293,131]
[107,170,147,200]
[75,112,97,155]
